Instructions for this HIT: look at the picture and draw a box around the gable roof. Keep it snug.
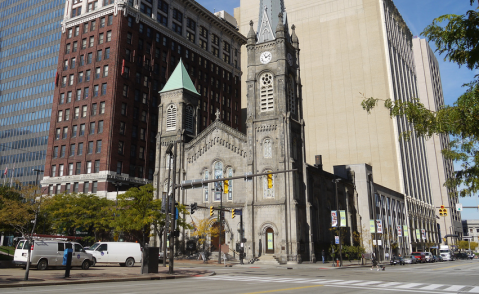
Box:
[159,59,200,95]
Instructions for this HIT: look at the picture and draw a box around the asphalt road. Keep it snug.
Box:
[3,259,479,294]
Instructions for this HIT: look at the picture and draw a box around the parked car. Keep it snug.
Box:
[432,255,444,262]
[14,239,92,270]
[85,242,142,267]
[455,252,470,260]
[403,255,417,264]
[390,256,405,265]
[423,251,434,262]
[411,252,426,263]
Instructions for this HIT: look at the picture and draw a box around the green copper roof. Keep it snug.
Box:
[159,59,199,95]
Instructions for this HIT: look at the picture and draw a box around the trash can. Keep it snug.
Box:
[142,247,159,274]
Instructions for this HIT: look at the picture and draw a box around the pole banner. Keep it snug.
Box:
[403,225,409,237]
[340,210,346,227]
[376,219,383,234]
[331,211,338,227]
[370,220,375,233]
[397,225,402,237]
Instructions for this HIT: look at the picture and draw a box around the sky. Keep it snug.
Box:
[198,0,479,220]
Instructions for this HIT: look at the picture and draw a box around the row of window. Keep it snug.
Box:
[53,140,102,159]
[1,56,57,84]
[65,31,112,54]
[0,136,49,153]
[1,108,52,128]
[1,164,45,179]
[56,102,105,124]
[116,160,154,180]
[48,180,99,195]
[0,43,59,72]
[0,0,63,33]
[0,95,53,116]
[0,149,47,166]
[1,69,55,92]
[1,81,54,110]
[0,31,61,60]
[0,122,50,140]
[54,121,104,142]
[1,11,62,49]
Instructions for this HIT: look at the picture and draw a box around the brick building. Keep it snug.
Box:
[41,0,247,198]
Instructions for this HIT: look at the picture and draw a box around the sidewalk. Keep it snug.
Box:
[0,263,215,288]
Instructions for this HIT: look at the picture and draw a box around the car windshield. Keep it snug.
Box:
[89,243,100,250]
[439,250,449,253]
[411,253,421,256]
[16,240,30,249]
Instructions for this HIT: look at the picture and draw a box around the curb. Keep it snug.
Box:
[0,271,215,288]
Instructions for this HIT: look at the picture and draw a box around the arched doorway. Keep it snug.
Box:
[210,222,225,252]
[266,227,274,254]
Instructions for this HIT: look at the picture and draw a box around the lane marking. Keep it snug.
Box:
[396,283,423,289]
[375,282,403,288]
[335,280,364,285]
[243,285,323,294]
[419,284,444,290]
[442,285,465,292]
[433,264,463,271]
[323,284,457,294]
[353,281,383,286]
[469,286,479,293]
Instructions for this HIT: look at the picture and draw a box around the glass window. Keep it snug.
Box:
[100,17,105,28]
[118,141,124,154]
[105,48,110,59]
[89,36,94,47]
[107,31,112,42]
[116,161,122,174]
[98,120,104,133]
[96,140,102,153]
[90,122,95,134]
[59,164,64,176]
[72,125,77,137]
[87,161,92,173]
[69,163,74,175]
[94,160,100,173]
[104,65,109,77]
[78,142,83,155]
[100,102,106,113]
[70,144,75,157]
[83,182,90,194]
[76,162,82,175]
[92,181,98,193]
[80,124,85,136]
[97,50,102,61]
[101,83,107,95]
[82,105,87,117]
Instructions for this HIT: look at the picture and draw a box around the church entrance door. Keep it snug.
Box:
[210,222,225,252]
[266,227,274,254]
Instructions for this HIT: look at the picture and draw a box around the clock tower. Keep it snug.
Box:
[244,1,311,263]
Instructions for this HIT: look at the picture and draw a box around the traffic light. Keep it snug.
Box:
[232,209,235,219]
[224,180,229,194]
[439,205,445,217]
[190,202,197,215]
[210,206,214,216]
[267,173,273,189]
[444,208,448,216]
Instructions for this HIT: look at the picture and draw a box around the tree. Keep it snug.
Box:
[458,240,478,250]
[42,193,115,241]
[190,217,220,260]
[361,1,479,197]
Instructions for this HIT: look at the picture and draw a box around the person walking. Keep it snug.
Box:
[322,250,325,263]
[371,253,380,271]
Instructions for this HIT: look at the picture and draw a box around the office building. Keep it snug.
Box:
[41,0,245,198]
[236,0,438,250]
[0,0,65,186]
[413,37,462,242]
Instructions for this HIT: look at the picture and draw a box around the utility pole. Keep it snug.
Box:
[217,178,223,264]
[333,178,342,267]
[169,142,178,274]
[24,168,43,281]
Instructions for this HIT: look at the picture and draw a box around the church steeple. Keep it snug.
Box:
[256,0,289,44]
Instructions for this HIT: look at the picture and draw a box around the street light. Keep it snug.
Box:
[25,168,43,281]
[333,178,343,267]
[113,181,122,206]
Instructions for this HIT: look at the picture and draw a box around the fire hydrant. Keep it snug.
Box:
[336,258,339,267]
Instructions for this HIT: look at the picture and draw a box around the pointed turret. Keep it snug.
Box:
[291,24,299,49]
[275,12,285,39]
[247,20,256,45]
[159,59,199,95]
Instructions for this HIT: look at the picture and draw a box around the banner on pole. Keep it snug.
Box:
[335,236,339,244]
[370,220,375,233]
[331,211,338,227]
[416,229,421,240]
[397,225,402,237]
[376,219,383,234]
[421,229,426,240]
[403,225,409,237]
[340,210,346,227]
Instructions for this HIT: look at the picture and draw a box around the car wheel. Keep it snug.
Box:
[82,260,90,270]
[37,259,48,270]
[125,257,135,267]
[91,257,96,267]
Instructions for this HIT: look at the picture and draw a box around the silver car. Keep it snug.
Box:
[402,255,417,264]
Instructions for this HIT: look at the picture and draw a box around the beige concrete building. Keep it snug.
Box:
[235,0,437,250]
[413,37,462,242]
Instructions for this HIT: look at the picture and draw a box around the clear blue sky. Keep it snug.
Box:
[198,0,479,220]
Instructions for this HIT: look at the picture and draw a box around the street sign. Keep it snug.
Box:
[335,236,339,244]
[456,203,463,211]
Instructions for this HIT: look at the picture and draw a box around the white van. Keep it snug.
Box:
[423,251,433,262]
[85,242,142,267]
[13,239,93,270]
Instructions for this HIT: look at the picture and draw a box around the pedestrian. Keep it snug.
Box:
[385,252,389,260]
[322,250,325,264]
[371,253,379,271]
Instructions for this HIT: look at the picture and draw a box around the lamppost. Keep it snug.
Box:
[333,178,343,267]
[113,181,122,206]
[24,168,44,281]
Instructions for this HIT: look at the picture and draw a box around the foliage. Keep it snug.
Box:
[458,240,478,250]
[0,184,40,236]
[43,193,115,237]
[0,246,15,255]
[190,218,220,252]
[361,2,479,197]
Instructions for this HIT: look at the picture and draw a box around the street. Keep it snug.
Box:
[2,259,479,294]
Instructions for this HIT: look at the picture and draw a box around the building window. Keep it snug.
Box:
[59,164,64,177]
[185,105,194,132]
[121,103,127,115]
[65,183,71,194]
[83,182,90,194]
[214,161,223,201]
[89,36,94,47]
[98,120,104,133]
[105,47,110,59]
[108,14,113,25]
[287,76,296,114]
[96,140,102,153]
[76,162,81,175]
[70,144,76,157]
[166,104,177,131]
[72,125,77,137]
[204,170,209,202]
[264,138,272,158]
[101,83,107,95]
[100,17,105,28]
[63,127,68,139]
[84,87,89,99]
[73,182,79,193]
[88,141,94,154]
[94,160,100,173]
[51,165,56,177]
[260,72,274,111]
[100,102,106,113]
[107,31,112,42]
[97,50,102,61]
[120,122,126,135]
[116,161,122,174]
[69,163,74,175]
[91,103,97,116]
[80,124,85,136]
[58,111,63,122]
[92,181,98,193]
[227,168,233,201]
[78,142,84,155]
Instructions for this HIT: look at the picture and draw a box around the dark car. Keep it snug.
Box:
[390,256,405,265]
[455,252,469,260]
[432,255,443,262]
[411,252,426,263]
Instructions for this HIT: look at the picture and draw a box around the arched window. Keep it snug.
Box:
[260,72,274,112]
[263,170,274,198]
[287,76,296,114]
[185,105,194,132]
[203,170,209,202]
[227,167,233,201]
[166,104,177,131]
[263,138,272,158]
[214,161,223,201]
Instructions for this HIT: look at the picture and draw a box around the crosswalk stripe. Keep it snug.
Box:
[396,283,423,289]
[335,280,363,285]
[469,286,479,293]
[375,282,403,288]
[317,280,343,284]
[419,284,444,290]
[442,285,465,292]
[353,281,383,286]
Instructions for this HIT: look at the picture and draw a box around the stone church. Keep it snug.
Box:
[153,1,363,264]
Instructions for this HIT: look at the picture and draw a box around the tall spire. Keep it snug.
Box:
[159,59,199,95]
[256,0,289,44]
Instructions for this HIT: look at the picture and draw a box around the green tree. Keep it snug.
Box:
[43,193,115,241]
[361,1,479,197]
[190,217,220,259]
[458,240,479,250]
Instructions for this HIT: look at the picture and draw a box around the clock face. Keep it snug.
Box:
[287,53,294,66]
[260,51,272,64]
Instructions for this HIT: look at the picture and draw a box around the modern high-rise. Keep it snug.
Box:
[413,37,462,242]
[41,0,245,199]
[0,0,65,187]
[236,0,438,250]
